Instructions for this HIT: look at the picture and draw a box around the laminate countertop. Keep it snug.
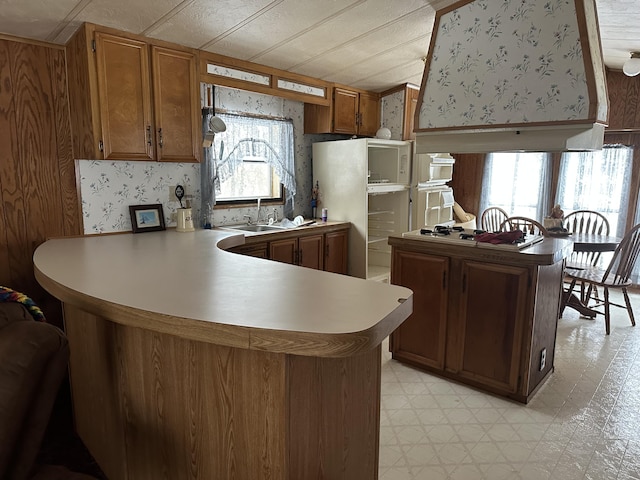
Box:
[34,229,412,357]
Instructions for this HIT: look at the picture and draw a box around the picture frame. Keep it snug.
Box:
[129,204,166,233]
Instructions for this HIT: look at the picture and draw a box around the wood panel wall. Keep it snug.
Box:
[606,68,640,132]
[0,37,81,327]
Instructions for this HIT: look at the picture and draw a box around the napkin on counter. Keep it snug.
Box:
[475,230,524,245]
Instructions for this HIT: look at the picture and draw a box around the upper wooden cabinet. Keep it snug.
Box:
[304,86,380,136]
[66,24,200,162]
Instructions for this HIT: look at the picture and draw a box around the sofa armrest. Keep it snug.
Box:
[0,303,33,330]
[0,314,70,480]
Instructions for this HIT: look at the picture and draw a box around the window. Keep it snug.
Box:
[202,112,296,214]
[479,152,552,220]
[555,146,633,237]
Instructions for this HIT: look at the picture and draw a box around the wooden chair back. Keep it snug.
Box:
[500,216,549,236]
[481,207,509,233]
[601,223,640,287]
[564,210,610,267]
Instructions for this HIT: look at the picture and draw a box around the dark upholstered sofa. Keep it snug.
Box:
[0,302,96,480]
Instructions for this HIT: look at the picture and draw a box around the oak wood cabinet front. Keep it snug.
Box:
[270,235,324,270]
[324,230,348,274]
[67,25,200,162]
[333,88,379,136]
[304,87,380,136]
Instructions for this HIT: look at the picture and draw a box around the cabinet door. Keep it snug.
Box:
[95,33,153,161]
[453,261,529,394]
[358,92,380,137]
[333,87,358,134]
[324,230,348,274]
[390,250,448,370]
[151,46,199,163]
[228,243,268,258]
[269,238,297,265]
[299,234,324,270]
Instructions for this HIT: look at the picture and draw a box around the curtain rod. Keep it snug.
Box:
[215,108,292,123]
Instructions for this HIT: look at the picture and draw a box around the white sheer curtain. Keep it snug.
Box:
[201,112,296,217]
[479,152,552,221]
[555,146,632,238]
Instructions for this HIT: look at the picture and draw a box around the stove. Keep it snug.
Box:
[402,225,545,250]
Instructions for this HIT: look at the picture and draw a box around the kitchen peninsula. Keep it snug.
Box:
[33,229,412,480]
[388,232,573,403]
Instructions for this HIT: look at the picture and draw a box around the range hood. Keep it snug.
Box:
[414,0,608,153]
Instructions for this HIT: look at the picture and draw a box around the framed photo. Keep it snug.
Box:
[129,204,166,233]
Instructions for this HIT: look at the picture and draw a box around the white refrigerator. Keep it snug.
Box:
[312,138,411,281]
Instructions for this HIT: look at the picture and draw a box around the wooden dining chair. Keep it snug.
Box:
[563,223,640,335]
[563,210,610,268]
[481,207,509,232]
[499,216,549,236]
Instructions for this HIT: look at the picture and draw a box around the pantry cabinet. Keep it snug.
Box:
[304,86,380,136]
[66,23,200,162]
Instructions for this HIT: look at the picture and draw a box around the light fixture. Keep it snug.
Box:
[623,52,640,77]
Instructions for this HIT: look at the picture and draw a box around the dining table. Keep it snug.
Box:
[558,232,622,317]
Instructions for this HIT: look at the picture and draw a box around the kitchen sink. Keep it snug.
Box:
[223,224,287,232]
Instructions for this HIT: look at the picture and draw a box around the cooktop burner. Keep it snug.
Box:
[402,225,545,250]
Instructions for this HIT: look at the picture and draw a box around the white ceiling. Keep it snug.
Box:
[0,0,638,92]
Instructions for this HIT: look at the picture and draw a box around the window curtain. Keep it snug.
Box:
[201,112,296,218]
[555,146,632,238]
[479,152,552,221]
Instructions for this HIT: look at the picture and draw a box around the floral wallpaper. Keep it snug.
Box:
[79,86,329,234]
[419,0,593,129]
[381,90,404,141]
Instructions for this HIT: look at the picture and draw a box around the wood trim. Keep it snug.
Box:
[0,33,65,49]
[199,50,332,106]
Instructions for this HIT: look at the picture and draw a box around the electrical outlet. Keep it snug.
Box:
[170,212,177,224]
[540,348,547,371]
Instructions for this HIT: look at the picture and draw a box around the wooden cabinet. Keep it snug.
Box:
[66,24,200,162]
[452,261,529,394]
[270,235,324,270]
[227,227,348,274]
[227,242,268,258]
[304,86,380,136]
[389,239,564,403]
[390,251,448,370]
[324,230,348,274]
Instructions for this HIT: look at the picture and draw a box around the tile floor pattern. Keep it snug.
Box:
[379,290,640,480]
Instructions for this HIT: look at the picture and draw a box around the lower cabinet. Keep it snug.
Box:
[270,234,324,270]
[390,246,561,403]
[227,228,349,274]
[324,230,348,274]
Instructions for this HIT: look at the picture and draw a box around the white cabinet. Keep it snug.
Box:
[411,153,456,229]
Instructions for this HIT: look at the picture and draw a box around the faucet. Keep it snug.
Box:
[242,198,263,225]
[256,197,262,224]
